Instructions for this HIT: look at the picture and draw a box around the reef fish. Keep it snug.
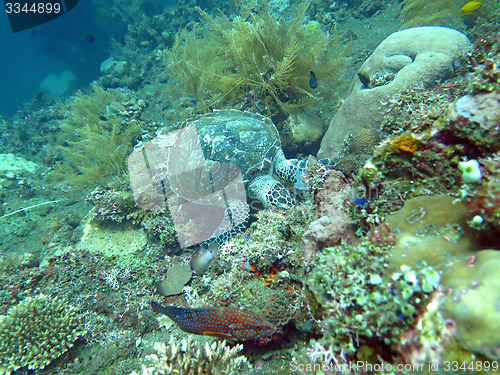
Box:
[460,0,481,12]
[190,242,217,276]
[309,71,318,89]
[151,301,276,341]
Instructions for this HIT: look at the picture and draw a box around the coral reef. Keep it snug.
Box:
[318,26,471,160]
[302,240,440,363]
[344,33,499,228]
[79,218,148,266]
[136,336,249,375]
[385,194,481,271]
[2,0,500,373]
[191,203,317,334]
[0,153,39,182]
[0,294,84,373]
[449,90,500,152]
[460,153,500,239]
[86,188,137,223]
[156,264,192,296]
[303,170,357,259]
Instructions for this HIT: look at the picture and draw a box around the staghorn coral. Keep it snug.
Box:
[0,294,84,374]
[136,336,249,375]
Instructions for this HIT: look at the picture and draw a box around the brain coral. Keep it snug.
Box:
[345,127,381,155]
[0,294,84,374]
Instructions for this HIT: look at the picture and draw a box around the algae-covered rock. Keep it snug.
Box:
[318,27,471,159]
[80,220,147,265]
[157,264,192,296]
[0,153,39,180]
[440,249,500,360]
[305,241,439,358]
[0,294,84,374]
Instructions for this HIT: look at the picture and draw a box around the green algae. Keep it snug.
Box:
[49,83,147,192]
[162,1,347,116]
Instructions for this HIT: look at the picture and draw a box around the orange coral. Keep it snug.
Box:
[391,133,420,154]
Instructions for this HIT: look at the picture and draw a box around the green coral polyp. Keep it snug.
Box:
[401,303,416,317]
[402,287,414,300]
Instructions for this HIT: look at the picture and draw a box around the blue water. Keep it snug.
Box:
[0,0,156,117]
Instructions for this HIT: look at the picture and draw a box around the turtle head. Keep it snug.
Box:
[248,174,295,209]
[275,152,336,183]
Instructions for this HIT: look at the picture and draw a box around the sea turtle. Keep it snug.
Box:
[130,109,332,247]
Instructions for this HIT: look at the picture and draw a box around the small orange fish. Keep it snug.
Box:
[151,301,276,341]
[460,0,481,13]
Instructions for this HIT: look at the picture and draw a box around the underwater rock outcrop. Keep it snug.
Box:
[303,170,356,259]
[318,26,472,160]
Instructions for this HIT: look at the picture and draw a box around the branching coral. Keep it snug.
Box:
[162,1,346,116]
[136,336,248,375]
[0,294,84,374]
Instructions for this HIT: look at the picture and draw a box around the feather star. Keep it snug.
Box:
[151,301,276,341]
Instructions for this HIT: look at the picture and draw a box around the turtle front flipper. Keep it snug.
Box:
[202,198,250,247]
[248,174,295,209]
